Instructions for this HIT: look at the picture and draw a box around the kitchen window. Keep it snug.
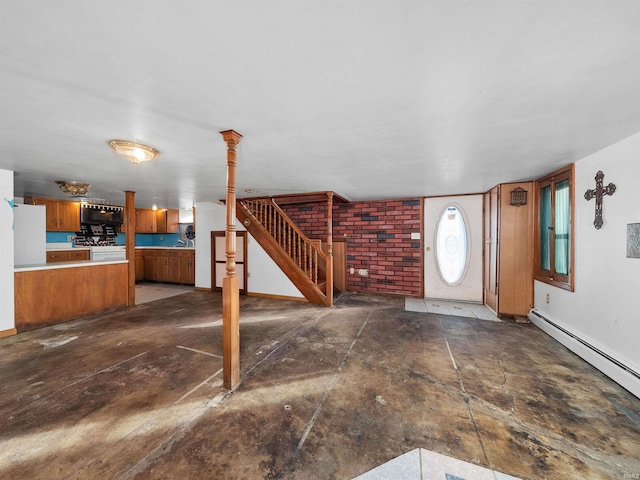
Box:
[535,164,574,291]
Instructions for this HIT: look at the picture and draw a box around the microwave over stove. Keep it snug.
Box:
[81,204,123,225]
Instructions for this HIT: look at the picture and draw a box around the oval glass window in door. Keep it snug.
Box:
[435,205,469,286]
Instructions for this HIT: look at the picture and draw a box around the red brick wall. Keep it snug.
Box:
[282,198,423,296]
[281,203,328,238]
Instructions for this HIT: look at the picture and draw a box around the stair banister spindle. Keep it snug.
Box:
[314,250,318,284]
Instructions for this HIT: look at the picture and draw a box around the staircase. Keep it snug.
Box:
[237,197,333,306]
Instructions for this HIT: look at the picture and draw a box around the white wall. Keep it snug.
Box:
[0,169,15,333]
[533,131,640,397]
[194,202,303,299]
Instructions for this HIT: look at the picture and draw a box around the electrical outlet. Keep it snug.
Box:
[411,232,420,240]
[545,293,550,304]
[67,235,75,242]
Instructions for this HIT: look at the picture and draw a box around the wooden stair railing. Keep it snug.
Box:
[237,197,332,306]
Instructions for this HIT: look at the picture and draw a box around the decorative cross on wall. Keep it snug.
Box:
[584,170,616,230]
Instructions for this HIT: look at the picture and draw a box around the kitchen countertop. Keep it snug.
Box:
[135,246,195,250]
[15,259,128,272]
[44,245,194,251]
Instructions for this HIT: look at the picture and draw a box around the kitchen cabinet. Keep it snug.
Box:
[130,208,179,233]
[135,250,145,281]
[137,248,195,284]
[483,182,534,318]
[155,250,180,283]
[156,209,179,233]
[143,250,157,280]
[26,197,80,232]
[178,250,195,284]
[164,254,180,282]
[15,262,128,333]
[46,249,90,263]
[136,209,157,233]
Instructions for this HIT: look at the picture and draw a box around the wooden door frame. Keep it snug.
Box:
[212,231,248,294]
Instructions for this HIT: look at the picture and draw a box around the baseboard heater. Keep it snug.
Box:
[529,309,640,381]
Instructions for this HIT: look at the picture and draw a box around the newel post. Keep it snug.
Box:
[326,192,334,306]
[221,129,243,390]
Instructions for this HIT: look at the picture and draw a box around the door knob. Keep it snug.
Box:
[426,246,431,251]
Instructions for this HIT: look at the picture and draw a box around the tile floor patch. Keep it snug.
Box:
[136,283,194,304]
[353,449,523,480]
[352,449,421,480]
[445,474,466,480]
[405,298,500,322]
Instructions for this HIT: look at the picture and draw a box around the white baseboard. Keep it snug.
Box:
[529,309,640,399]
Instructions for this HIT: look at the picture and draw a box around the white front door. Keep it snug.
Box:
[424,195,483,302]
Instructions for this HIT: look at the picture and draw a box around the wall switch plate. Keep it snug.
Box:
[358,269,369,276]
[411,232,420,240]
[349,267,355,274]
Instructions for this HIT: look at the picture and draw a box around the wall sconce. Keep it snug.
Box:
[509,187,528,207]
[56,180,91,197]
[109,140,159,164]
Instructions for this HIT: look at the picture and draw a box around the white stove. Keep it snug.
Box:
[90,245,127,261]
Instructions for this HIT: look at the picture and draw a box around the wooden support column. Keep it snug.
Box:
[221,129,243,390]
[326,192,334,306]
[125,191,136,306]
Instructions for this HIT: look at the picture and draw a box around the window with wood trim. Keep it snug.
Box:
[535,164,574,291]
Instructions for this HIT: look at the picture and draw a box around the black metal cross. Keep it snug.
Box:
[584,170,616,230]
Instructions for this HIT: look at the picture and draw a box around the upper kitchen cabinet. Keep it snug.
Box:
[135,208,156,233]
[25,197,80,232]
[129,208,179,233]
[156,209,179,233]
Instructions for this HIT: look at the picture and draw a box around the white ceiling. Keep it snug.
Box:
[1,1,639,209]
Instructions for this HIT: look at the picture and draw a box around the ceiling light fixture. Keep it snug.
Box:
[109,140,159,165]
[56,180,92,197]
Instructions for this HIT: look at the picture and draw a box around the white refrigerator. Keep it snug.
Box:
[14,204,46,265]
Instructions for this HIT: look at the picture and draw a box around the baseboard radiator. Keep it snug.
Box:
[529,309,640,396]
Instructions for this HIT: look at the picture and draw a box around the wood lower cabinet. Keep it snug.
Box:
[135,250,145,281]
[178,250,195,284]
[484,182,534,318]
[46,249,90,263]
[155,251,179,282]
[15,262,128,333]
[143,250,157,281]
[137,249,194,284]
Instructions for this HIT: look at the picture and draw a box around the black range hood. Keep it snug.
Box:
[80,204,123,225]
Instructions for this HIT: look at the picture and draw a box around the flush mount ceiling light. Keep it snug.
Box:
[109,140,159,165]
[56,180,92,197]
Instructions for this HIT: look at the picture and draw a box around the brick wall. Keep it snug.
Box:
[281,203,328,238]
[282,198,423,296]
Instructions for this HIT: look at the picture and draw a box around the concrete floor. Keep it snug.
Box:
[0,292,638,479]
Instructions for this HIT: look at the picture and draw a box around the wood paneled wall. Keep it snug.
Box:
[14,263,128,332]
